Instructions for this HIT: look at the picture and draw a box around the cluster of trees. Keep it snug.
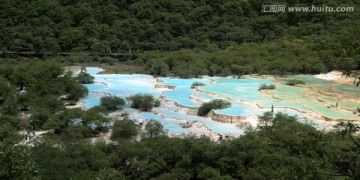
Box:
[198,99,231,116]
[99,93,162,112]
[100,95,125,111]
[50,106,112,135]
[0,61,98,178]
[2,111,360,179]
[0,0,358,54]
[111,118,140,140]
[77,68,94,84]
[0,61,88,129]
[127,93,161,112]
[145,42,334,78]
[111,117,166,140]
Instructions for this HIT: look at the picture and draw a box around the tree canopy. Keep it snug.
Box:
[21,114,360,179]
[100,95,125,111]
[111,118,140,140]
[0,0,359,76]
[127,93,161,112]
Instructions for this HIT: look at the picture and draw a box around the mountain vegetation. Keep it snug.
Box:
[1,0,359,77]
[1,0,360,179]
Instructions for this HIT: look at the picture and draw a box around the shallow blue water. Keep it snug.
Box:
[81,93,102,108]
[163,124,190,134]
[159,77,209,87]
[283,75,334,93]
[159,78,209,107]
[197,92,214,99]
[261,101,312,112]
[130,112,182,124]
[163,88,199,107]
[201,77,272,101]
[82,70,162,108]
[80,68,284,135]
[285,75,332,85]
[86,67,104,75]
[80,67,349,135]
[334,84,360,94]
[203,120,244,136]
[83,83,107,92]
[214,104,247,116]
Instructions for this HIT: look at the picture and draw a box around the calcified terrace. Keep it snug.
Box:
[75,67,360,137]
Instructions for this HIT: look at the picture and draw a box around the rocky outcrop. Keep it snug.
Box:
[180,121,193,128]
[66,100,87,110]
[93,91,112,96]
[207,110,246,124]
[156,78,164,83]
[94,81,109,88]
[159,95,176,104]
[173,101,198,115]
[154,84,176,90]
[59,94,70,100]
[159,95,198,115]
[180,121,218,140]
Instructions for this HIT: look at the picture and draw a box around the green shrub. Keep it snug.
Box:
[286,79,305,86]
[100,95,125,111]
[127,93,160,111]
[111,118,140,140]
[258,84,276,91]
[191,82,206,89]
[144,119,165,138]
[198,99,231,116]
[77,70,94,84]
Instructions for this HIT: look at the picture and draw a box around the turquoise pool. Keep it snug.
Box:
[200,77,272,101]
[80,67,359,135]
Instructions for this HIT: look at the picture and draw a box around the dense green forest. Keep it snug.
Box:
[1,0,359,76]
